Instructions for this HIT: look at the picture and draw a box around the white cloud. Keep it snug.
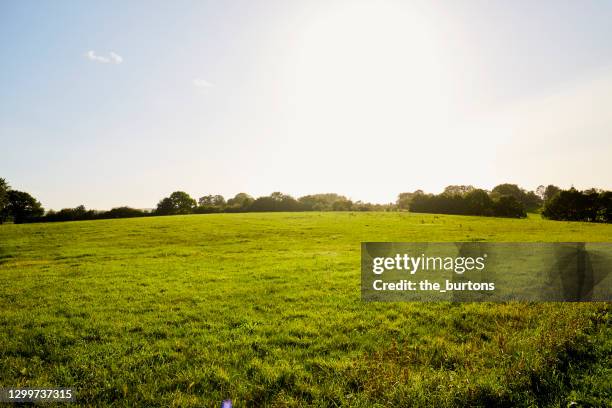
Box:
[85,50,123,64]
[109,52,123,64]
[193,78,213,88]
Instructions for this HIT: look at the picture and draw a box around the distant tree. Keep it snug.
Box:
[542,187,610,222]
[493,195,526,218]
[169,191,196,214]
[0,178,10,224]
[155,197,174,215]
[491,184,523,201]
[542,188,582,221]
[103,207,147,219]
[212,195,225,207]
[600,191,612,223]
[4,190,44,223]
[353,201,381,211]
[443,185,475,196]
[491,183,542,212]
[196,194,226,213]
[269,192,285,201]
[249,192,302,212]
[198,195,225,207]
[332,198,354,211]
[543,185,561,202]
[73,205,87,218]
[397,193,411,210]
[464,189,494,215]
[249,196,274,212]
[522,191,543,212]
[226,193,254,212]
[155,191,196,215]
[299,193,348,211]
[409,193,432,214]
[397,191,425,210]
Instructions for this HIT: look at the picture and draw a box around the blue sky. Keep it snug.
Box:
[2,0,612,210]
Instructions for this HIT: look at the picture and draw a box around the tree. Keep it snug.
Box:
[198,195,225,207]
[493,195,526,218]
[73,205,87,218]
[599,191,612,223]
[543,185,561,202]
[522,191,543,212]
[464,189,494,215]
[4,190,44,223]
[542,188,611,223]
[155,197,174,215]
[443,185,475,196]
[249,192,302,212]
[491,184,523,201]
[0,178,10,224]
[542,188,582,221]
[492,183,542,212]
[155,191,196,215]
[211,195,225,207]
[299,193,349,211]
[196,194,226,213]
[332,198,353,211]
[396,190,425,211]
[226,193,254,211]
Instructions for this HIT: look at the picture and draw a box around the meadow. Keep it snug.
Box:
[0,212,610,407]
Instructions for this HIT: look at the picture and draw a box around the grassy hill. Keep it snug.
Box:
[0,212,610,406]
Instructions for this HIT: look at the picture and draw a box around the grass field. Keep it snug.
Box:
[0,212,610,407]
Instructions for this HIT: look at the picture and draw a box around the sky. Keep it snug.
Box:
[1,0,612,210]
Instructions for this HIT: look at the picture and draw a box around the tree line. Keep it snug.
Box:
[542,188,612,222]
[154,191,389,215]
[398,184,548,219]
[1,177,610,224]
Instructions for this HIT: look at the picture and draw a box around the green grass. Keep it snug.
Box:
[0,212,610,407]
